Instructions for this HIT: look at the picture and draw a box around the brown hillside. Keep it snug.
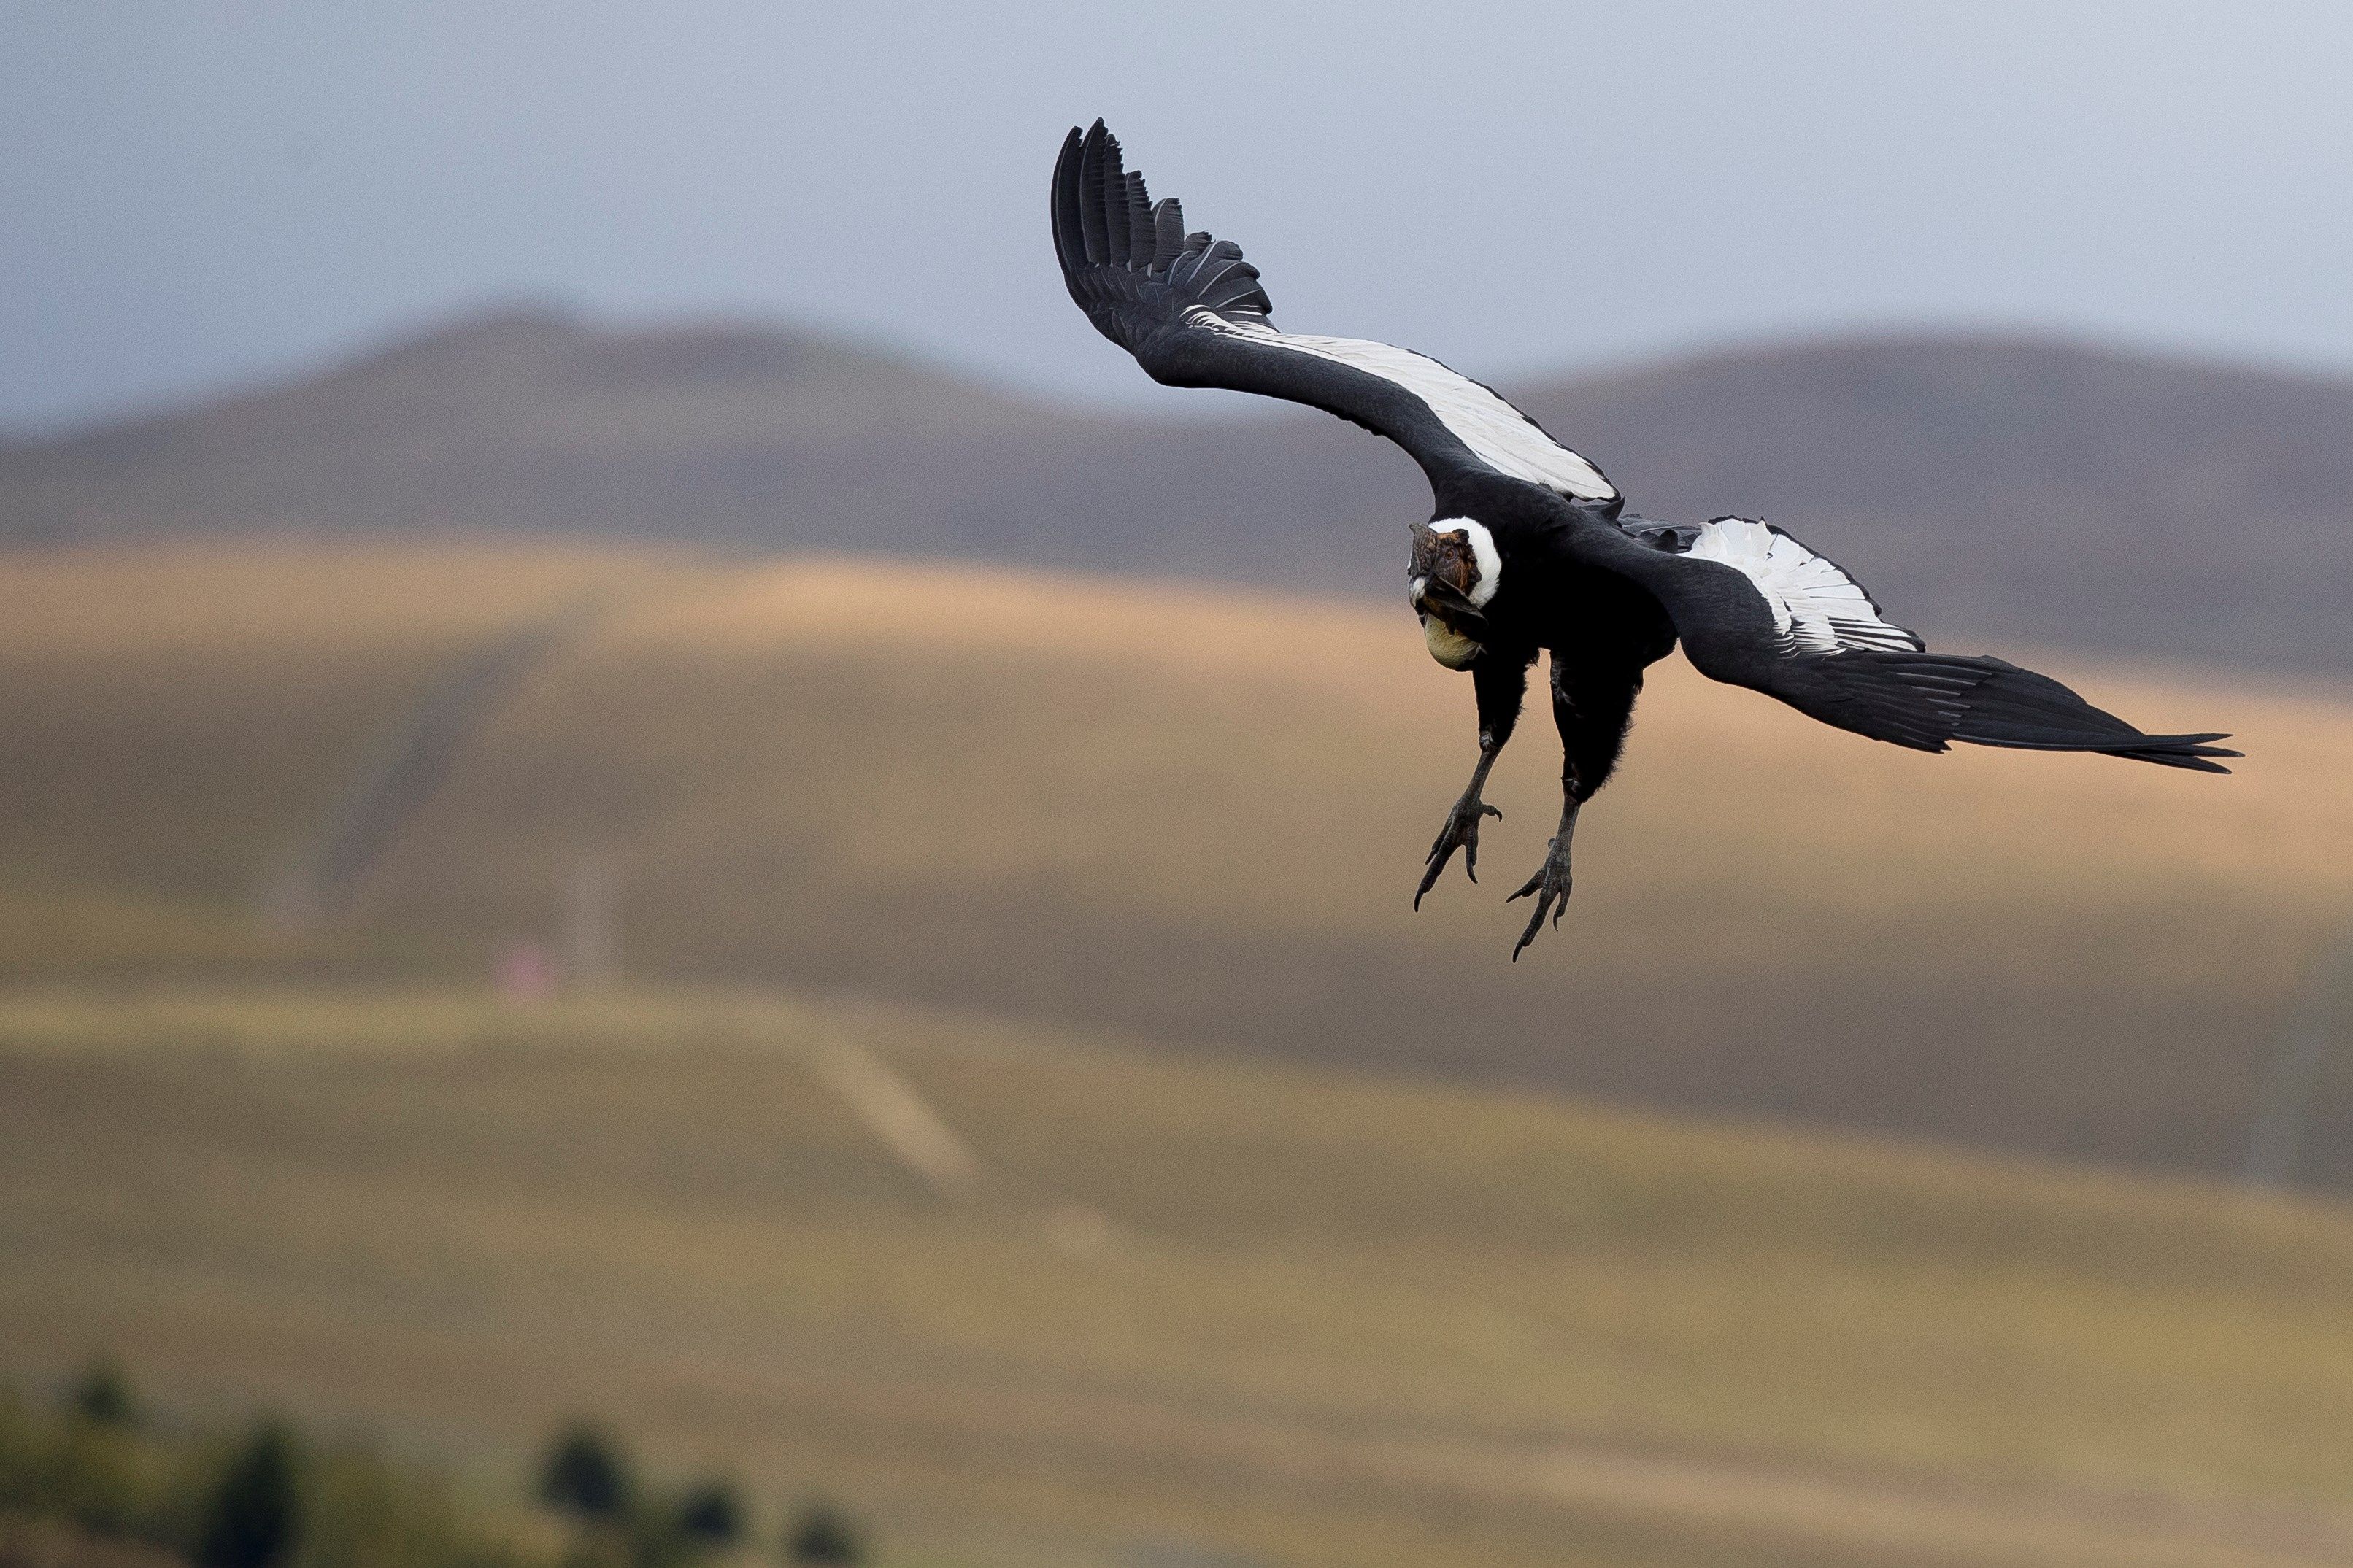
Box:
[4,544,2349,1186]
[9,988,2353,1567]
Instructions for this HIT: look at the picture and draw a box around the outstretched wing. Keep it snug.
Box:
[1603,517,2238,771]
[1052,120,1618,507]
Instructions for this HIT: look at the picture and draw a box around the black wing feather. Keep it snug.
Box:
[1125,170,1155,266]
[1571,524,2237,772]
[1072,126,1110,266]
[1051,120,1601,503]
[1152,197,1186,271]
[1793,652,2237,771]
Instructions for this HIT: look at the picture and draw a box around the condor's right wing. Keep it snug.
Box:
[1052,119,1619,510]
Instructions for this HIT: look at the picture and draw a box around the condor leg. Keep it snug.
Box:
[1416,655,1528,909]
[1511,657,1642,959]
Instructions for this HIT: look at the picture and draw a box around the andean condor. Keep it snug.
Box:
[1050,120,2236,959]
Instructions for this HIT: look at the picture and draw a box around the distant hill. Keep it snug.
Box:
[1,307,2347,672]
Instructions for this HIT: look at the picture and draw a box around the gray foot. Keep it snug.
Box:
[1415,796,1501,909]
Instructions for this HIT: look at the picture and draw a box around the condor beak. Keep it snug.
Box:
[1412,576,1487,633]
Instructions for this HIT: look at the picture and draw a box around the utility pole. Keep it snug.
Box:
[2244,922,2353,1189]
[561,855,620,988]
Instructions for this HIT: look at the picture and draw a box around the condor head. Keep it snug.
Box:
[1408,518,1501,671]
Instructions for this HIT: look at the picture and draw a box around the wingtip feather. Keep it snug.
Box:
[1076,120,1110,265]
[1050,127,1087,275]
[1124,169,1155,270]
[1048,117,1279,341]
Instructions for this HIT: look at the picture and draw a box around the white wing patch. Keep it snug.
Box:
[1189,311,1617,502]
[1682,517,1923,655]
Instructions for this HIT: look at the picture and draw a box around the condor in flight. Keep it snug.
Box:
[1050,120,2235,959]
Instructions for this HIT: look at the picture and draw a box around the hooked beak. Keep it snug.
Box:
[1411,576,1487,634]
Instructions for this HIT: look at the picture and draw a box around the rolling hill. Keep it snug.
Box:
[7,986,2353,1568]
[4,543,2350,1188]
[1,309,2347,673]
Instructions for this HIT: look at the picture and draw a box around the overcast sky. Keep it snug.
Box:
[4,0,2350,433]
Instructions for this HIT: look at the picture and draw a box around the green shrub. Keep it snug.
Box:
[196,1422,305,1568]
[671,1481,742,1549]
[536,1426,631,1523]
[2,1369,820,1568]
[68,1359,139,1429]
[781,1501,860,1566]
[0,1364,554,1568]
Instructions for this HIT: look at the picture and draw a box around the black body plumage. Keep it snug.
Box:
[1051,119,2237,956]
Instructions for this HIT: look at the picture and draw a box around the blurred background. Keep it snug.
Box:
[4,3,2352,1567]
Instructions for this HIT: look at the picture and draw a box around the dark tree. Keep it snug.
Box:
[783,1499,862,1566]
[68,1359,136,1427]
[196,1423,304,1568]
[537,1424,633,1521]
[673,1480,744,1548]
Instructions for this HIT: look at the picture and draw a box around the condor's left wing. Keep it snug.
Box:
[1052,119,1618,509]
[1589,515,2238,771]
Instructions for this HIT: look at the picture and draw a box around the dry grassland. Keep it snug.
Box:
[379,553,2353,1181]
[4,988,2353,1568]
[0,542,704,972]
[5,544,2352,1561]
[3,541,2352,1178]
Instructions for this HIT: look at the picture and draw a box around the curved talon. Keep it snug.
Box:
[1414,799,1501,909]
[1506,837,1574,960]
